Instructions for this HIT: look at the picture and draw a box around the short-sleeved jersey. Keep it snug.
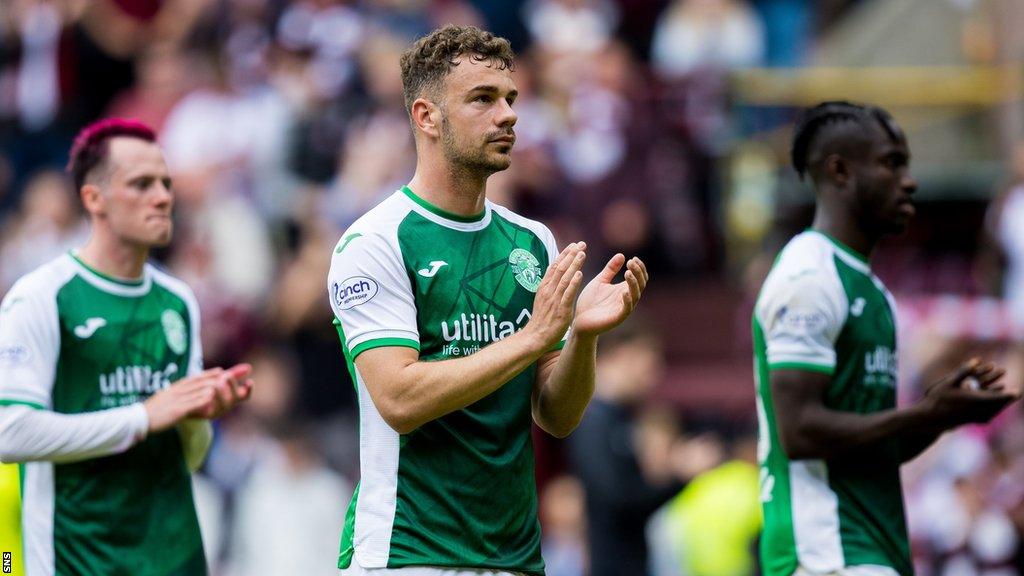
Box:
[752,231,910,576]
[327,187,564,576]
[0,253,205,576]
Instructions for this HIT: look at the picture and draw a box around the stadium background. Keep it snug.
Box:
[3,0,1024,574]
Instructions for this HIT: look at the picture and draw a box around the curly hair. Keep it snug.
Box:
[399,25,515,113]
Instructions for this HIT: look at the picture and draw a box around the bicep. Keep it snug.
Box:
[769,369,832,455]
[352,346,420,403]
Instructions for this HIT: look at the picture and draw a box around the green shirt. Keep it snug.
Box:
[0,254,206,575]
[753,231,910,576]
[328,187,564,575]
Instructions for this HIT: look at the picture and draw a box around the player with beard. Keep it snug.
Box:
[328,25,649,576]
[754,101,1020,576]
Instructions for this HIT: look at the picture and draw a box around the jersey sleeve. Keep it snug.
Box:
[0,403,148,464]
[758,270,846,375]
[0,279,59,407]
[183,289,203,376]
[328,231,419,360]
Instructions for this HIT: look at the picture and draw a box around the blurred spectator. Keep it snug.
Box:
[525,0,618,55]
[651,0,764,77]
[540,475,588,576]
[0,169,86,291]
[210,345,352,576]
[652,432,762,576]
[106,43,192,132]
[567,316,723,576]
[982,141,1024,332]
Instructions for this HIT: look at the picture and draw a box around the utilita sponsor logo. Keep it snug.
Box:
[864,346,897,377]
[99,363,179,396]
[441,309,531,343]
[333,277,379,310]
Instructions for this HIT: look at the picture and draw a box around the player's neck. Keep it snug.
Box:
[408,164,487,218]
[76,231,149,281]
[812,210,876,260]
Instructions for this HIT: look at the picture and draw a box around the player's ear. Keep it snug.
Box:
[80,183,105,217]
[824,154,850,187]
[411,98,441,139]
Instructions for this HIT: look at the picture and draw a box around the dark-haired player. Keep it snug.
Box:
[0,118,252,575]
[329,25,648,576]
[753,101,1020,576]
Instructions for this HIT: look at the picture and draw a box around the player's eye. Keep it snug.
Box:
[474,95,492,103]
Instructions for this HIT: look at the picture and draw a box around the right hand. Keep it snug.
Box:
[523,242,587,351]
[920,358,1020,428]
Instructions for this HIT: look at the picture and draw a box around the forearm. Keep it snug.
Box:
[534,333,597,437]
[176,419,212,472]
[367,330,549,434]
[0,404,149,464]
[896,429,945,463]
[784,402,937,461]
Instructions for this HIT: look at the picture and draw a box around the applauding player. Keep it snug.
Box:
[0,119,252,575]
[754,102,1020,576]
[328,25,648,576]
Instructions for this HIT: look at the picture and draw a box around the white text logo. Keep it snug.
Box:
[332,277,379,310]
[417,261,448,278]
[74,318,107,339]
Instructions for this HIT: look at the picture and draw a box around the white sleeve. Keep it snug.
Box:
[185,289,204,376]
[0,403,149,464]
[758,270,846,374]
[328,231,418,359]
[0,281,59,406]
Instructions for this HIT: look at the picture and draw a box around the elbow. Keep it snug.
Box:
[534,408,582,439]
[779,425,823,461]
[547,424,578,440]
[0,436,25,464]
[377,400,420,435]
[0,415,24,464]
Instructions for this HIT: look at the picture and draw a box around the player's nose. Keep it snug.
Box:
[901,173,917,195]
[495,98,517,128]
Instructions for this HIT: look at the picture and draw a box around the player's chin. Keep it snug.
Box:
[881,216,910,236]
[488,153,512,171]
[148,225,174,248]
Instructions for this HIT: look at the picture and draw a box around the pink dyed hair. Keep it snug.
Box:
[66,118,157,191]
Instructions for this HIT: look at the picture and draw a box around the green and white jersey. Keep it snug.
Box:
[327,186,564,576]
[753,231,910,576]
[0,253,205,576]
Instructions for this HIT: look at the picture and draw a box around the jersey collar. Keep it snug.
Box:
[400,186,492,231]
[68,252,153,297]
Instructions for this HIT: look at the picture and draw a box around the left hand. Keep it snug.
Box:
[572,253,649,338]
[204,363,254,419]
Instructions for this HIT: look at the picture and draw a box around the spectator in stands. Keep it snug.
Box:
[0,169,86,291]
[568,316,722,576]
[651,0,765,78]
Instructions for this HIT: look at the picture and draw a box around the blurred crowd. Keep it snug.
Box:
[6,0,1024,575]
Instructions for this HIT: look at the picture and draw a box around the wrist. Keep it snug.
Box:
[516,326,555,358]
[567,330,597,349]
